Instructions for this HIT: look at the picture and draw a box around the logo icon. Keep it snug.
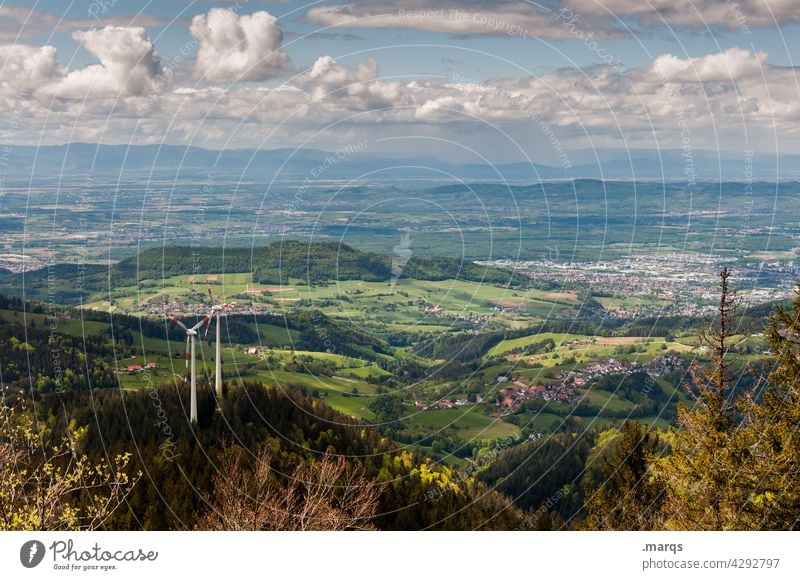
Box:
[391,233,413,289]
[20,540,46,568]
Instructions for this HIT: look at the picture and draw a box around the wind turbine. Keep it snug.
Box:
[167,313,210,424]
[204,287,234,398]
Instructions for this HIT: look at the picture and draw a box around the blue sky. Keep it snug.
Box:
[20,0,800,74]
[2,1,800,162]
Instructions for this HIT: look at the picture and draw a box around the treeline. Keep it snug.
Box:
[478,431,595,525]
[0,299,117,391]
[416,331,506,363]
[0,242,531,305]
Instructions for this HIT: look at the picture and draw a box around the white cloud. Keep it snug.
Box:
[0,26,169,104]
[0,44,64,91]
[190,8,291,83]
[2,39,800,156]
[0,5,162,42]
[297,56,403,111]
[45,27,170,99]
[306,0,594,40]
[565,0,800,29]
[307,1,800,36]
[650,48,767,83]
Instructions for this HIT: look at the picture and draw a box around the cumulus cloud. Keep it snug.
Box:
[650,48,768,83]
[294,56,403,112]
[190,8,291,83]
[49,27,169,98]
[0,44,64,91]
[0,27,169,101]
[2,39,798,156]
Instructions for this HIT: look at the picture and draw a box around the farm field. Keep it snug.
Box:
[84,274,582,331]
[411,408,520,441]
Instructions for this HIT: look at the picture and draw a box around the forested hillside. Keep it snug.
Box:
[0,242,530,305]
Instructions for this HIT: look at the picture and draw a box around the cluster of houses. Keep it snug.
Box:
[414,396,483,411]
[562,358,640,387]
[495,379,546,408]
[561,354,686,386]
[139,296,286,319]
[453,312,493,327]
[412,352,690,420]
[117,362,157,375]
[646,354,686,377]
[490,375,577,414]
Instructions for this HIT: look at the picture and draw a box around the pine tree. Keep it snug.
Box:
[736,285,800,529]
[654,268,751,529]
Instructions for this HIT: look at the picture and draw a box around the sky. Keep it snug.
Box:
[2,0,800,164]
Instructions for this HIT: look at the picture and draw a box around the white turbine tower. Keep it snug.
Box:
[204,287,234,398]
[167,313,210,424]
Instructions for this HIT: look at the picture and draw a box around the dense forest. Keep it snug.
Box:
[6,383,525,530]
[0,242,532,305]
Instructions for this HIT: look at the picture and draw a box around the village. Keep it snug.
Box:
[413,353,686,418]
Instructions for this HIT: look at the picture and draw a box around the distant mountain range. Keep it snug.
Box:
[3,142,798,181]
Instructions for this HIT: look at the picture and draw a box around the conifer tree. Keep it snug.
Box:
[654,268,751,529]
[737,285,800,529]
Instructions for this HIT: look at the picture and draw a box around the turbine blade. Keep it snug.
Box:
[167,315,188,332]
[203,314,213,339]
[185,336,190,372]
[191,315,210,332]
